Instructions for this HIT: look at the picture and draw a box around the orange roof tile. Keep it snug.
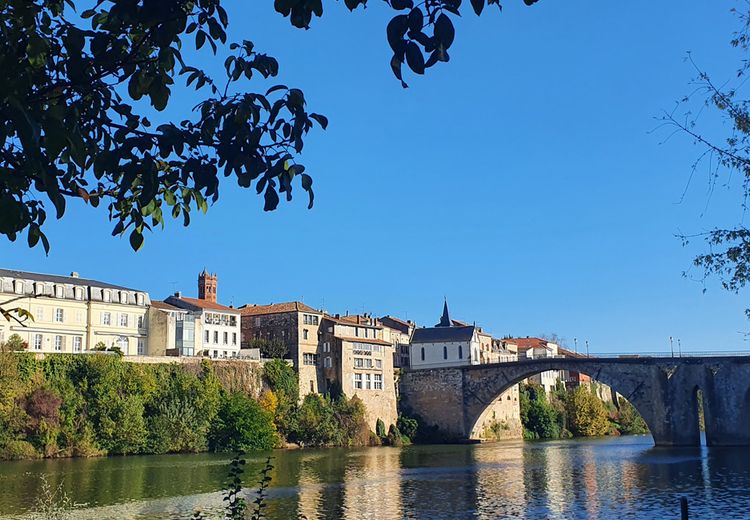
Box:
[173,297,239,312]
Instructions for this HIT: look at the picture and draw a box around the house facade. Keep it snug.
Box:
[320,314,398,430]
[239,301,324,395]
[505,337,561,393]
[380,315,415,369]
[0,269,149,355]
[147,300,196,356]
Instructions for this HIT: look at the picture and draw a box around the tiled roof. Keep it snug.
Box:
[337,314,379,326]
[324,314,383,328]
[506,337,554,351]
[0,268,139,292]
[150,300,183,311]
[238,301,320,316]
[167,296,239,312]
[411,325,476,344]
[380,315,413,333]
[558,346,586,358]
[335,336,392,346]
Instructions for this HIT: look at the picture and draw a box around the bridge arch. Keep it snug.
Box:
[463,362,658,442]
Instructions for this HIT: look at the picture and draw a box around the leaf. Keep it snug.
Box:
[310,113,329,130]
[434,14,455,50]
[390,55,408,88]
[386,15,409,54]
[405,42,425,74]
[129,230,144,251]
[407,8,423,33]
[391,0,414,10]
[263,186,280,211]
[470,0,484,15]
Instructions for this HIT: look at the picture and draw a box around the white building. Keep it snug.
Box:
[164,272,240,358]
[0,268,149,355]
[507,337,561,393]
[409,302,481,369]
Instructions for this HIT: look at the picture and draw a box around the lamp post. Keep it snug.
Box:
[585,340,589,358]
[574,337,578,355]
[678,338,682,358]
[669,336,674,358]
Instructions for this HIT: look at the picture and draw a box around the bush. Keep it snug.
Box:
[376,418,386,439]
[566,386,611,437]
[209,392,276,452]
[397,415,418,441]
[250,338,288,359]
[1,440,39,460]
[386,424,403,447]
[1,333,28,352]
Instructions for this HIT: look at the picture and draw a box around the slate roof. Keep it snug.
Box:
[150,300,183,311]
[411,325,476,344]
[239,301,319,316]
[0,268,139,292]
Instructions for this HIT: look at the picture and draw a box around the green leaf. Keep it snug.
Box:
[405,42,425,74]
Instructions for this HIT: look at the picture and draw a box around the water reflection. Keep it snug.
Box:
[2,437,750,519]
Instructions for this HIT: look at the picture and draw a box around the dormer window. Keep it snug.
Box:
[103,290,111,302]
[14,280,23,294]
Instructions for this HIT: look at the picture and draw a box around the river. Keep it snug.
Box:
[1,435,749,519]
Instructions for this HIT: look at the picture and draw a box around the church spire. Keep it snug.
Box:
[437,298,451,327]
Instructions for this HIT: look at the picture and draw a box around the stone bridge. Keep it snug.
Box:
[399,356,750,446]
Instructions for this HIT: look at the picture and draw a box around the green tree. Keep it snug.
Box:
[566,386,609,437]
[209,392,276,452]
[1,333,28,352]
[250,338,288,360]
[616,397,649,435]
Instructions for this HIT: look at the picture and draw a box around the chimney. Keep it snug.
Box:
[174,291,182,298]
[70,272,79,278]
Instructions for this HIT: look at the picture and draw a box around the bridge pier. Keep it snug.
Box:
[702,362,750,446]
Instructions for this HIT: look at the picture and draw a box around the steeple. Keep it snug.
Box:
[436,298,451,327]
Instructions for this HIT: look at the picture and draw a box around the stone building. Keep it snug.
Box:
[406,300,522,440]
[320,314,398,430]
[238,301,324,395]
[505,337,561,393]
[0,268,149,355]
[380,315,415,368]
[164,272,241,359]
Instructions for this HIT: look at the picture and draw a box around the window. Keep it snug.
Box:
[303,353,318,366]
[255,317,261,326]
[303,314,319,325]
[222,332,228,344]
[375,359,382,369]
[55,285,64,298]
[54,335,63,351]
[14,280,23,294]
[119,313,128,327]
[137,316,143,329]
[374,373,383,390]
[73,336,82,352]
[76,310,84,324]
[232,333,237,345]
[102,312,111,326]
[223,351,228,358]
[118,336,128,353]
[443,346,448,360]
[364,373,371,390]
[310,380,315,392]
[103,290,111,302]
[75,288,83,300]
[323,342,330,353]
[136,294,144,305]
[54,308,64,323]
[34,334,43,351]
[213,350,218,358]
[421,347,425,361]
[214,331,219,344]
[354,373,363,389]
[303,329,309,340]
[324,356,332,368]
[36,307,44,321]
[205,330,210,343]
[458,345,463,359]
[137,338,145,355]
[120,292,128,304]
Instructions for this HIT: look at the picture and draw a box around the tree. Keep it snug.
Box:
[1,333,28,352]
[208,392,276,452]
[1,0,540,256]
[565,385,609,437]
[250,338,288,360]
[666,7,750,318]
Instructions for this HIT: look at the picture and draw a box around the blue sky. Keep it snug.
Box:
[3,1,749,353]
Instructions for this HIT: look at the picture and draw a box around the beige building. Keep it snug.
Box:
[380,315,415,369]
[147,300,196,356]
[321,314,398,430]
[239,301,324,395]
[0,268,149,355]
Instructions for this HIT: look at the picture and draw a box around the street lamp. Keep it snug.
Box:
[669,336,674,358]
[585,340,589,358]
[574,337,578,355]
[678,338,682,358]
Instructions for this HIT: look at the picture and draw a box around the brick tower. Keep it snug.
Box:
[198,270,217,302]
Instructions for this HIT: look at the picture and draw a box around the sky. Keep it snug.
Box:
[2,1,749,353]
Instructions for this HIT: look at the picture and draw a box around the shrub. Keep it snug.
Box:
[209,393,276,452]
[387,424,403,447]
[376,418,386,439]
[1,440,39,460]
[566,386,609,437]
[397,415,418,441]
[1,333,28,352]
